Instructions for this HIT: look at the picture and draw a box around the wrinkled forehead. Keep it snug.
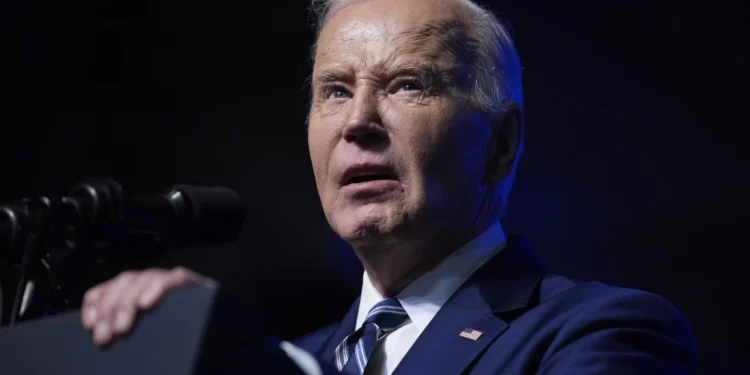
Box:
[313,0,473,73]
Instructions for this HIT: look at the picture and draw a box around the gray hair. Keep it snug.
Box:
[308,0,524,117]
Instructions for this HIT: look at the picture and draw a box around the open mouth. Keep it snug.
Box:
[341,164,399,186]
[346,172,398,185]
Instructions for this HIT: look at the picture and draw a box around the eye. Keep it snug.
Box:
[327,87,351,100]
[397,81,422,92]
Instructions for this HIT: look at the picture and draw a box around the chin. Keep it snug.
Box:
[332,203,406,246]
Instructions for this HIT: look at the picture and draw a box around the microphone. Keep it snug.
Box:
[0,179,246,264]
[63,179,246,250]
[0,179,245,324]
[0,201,30,265]
[124,184,245,247]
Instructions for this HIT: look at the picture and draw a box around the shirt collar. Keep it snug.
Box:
[356,221,507,331]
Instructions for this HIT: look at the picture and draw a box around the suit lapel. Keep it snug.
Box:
[392,236,546,375]
[392,282,509,375]
[316,297,360,365]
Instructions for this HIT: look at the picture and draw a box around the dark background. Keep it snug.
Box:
[1,0,746,372]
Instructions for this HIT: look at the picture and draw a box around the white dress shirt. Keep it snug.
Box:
[357,221,507,375]
[280,221,507,375]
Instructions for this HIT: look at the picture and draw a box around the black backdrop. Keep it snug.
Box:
[1,0,746,373]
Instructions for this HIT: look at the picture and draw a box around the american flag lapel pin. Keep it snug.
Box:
[459,328,483,341]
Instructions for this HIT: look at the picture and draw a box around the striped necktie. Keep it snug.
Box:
[334,298,409,374]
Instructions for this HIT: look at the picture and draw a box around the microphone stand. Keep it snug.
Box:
[8,197,55,325]
[0,178,242,326]
[1,178,133,326]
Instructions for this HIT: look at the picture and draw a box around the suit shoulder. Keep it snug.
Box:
[553,280,685,316]
[540,278,695,349]
[522,279,698,373]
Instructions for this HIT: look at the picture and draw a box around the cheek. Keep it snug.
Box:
[401,107,487,192]
[307,123,332,190]
[391,105,460,171]
[384,103,443,155]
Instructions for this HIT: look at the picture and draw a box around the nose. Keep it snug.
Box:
[342,89,388,145]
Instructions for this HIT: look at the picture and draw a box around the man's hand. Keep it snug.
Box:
[81,267,216,346]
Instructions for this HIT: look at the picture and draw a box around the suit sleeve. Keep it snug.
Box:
[537,289,697,375]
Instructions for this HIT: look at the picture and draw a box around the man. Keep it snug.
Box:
[81,0,697,374]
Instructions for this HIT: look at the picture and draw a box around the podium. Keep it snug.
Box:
[0,285,316,374]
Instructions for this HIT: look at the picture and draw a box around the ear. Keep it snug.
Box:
[484,101,524,184]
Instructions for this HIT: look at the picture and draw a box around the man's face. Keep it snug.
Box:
[308,0,493,247]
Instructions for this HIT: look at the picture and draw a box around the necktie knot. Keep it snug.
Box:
[333,298,409,374]
[364,298,408,334]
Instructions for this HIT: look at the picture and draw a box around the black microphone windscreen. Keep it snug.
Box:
[170,185,245,246]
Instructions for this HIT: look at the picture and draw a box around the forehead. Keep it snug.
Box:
[314,0,471,72]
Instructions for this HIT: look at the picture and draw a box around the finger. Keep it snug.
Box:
[184,268,217,290]
[91,270,168,346]
[109,270,162,335]
[93,319,113,346]
[137,267,198,309]
[111,304,136,337]
[173,266,205,284]
[82,271,153,330]
[92,271,144,329]
[83,284,104,307]
[81,280,113,330]
[82,285,106,329]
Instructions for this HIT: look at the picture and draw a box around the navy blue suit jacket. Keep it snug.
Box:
[293,236,697,374]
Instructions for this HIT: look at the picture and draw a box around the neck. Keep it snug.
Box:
[355,216,496,298]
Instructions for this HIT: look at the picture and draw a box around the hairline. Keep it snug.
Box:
[307,0,523,115]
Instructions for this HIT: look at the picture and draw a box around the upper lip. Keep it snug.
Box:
[340,163,398,186]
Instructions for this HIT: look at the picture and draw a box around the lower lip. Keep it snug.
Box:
[340,180,400,196]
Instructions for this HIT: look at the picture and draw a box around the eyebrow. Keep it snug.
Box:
[382,63,450,83]
[314,63,456,87]
[315,69,351,85]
